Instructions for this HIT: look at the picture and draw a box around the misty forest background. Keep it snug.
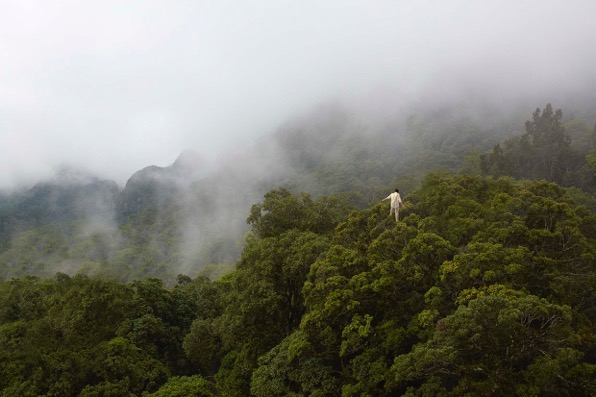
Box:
[1,101,596,396]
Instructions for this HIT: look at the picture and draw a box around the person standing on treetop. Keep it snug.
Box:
[382,188,403,222]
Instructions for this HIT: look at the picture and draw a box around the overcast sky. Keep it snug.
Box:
[1,0,595,189]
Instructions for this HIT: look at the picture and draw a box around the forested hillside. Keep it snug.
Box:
[5,102,590,281]
[1,173,595,396]
[0,104,595,395]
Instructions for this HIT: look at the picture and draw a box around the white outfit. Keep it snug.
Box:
[383,192,403,221]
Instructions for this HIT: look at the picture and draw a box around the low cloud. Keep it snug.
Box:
[1,0,595,190]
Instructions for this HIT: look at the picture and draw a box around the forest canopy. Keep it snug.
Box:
[1,171,595,396]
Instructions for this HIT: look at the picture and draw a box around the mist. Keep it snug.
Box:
[2,0,596,189]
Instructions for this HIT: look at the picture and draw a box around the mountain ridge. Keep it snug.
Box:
[0,102,594,281]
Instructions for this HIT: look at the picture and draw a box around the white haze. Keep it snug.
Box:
[2,0,596,189]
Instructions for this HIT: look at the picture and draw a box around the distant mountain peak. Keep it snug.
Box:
[172,149,205,176]
[53,165,100,186]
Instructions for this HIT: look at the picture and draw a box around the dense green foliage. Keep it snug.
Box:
[0,104,595,395]
[1,172,595,395]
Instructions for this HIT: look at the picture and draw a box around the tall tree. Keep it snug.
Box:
[481,104,587,188]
